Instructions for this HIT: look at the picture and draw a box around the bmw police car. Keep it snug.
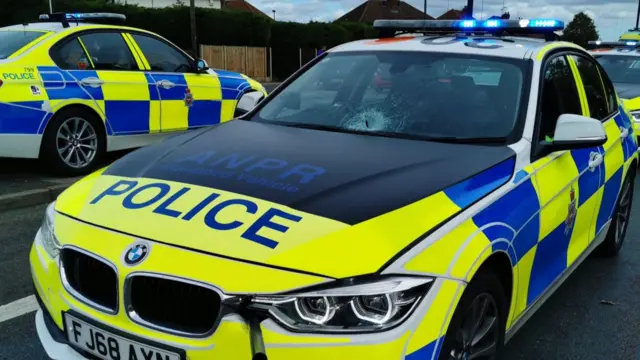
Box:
[588,40,640,142]
[0,12,266,175]
[31,19,638,360]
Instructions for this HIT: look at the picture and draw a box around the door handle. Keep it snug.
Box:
[620,126,630,139]
[79,77,104,88]
[588,152,603,171]
[156,80,175,89]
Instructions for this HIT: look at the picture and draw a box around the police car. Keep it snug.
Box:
[588,40,640,142]
[0,12,266,175]
[31,19,637,360]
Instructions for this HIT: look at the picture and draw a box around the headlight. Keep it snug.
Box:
[631,110,640,123]
[40,202,61,258]
[251,277,432,333]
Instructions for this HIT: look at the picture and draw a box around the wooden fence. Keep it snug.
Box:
[200,45,270,82]
[200,45,321,82]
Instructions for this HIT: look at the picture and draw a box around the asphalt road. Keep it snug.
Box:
[1,171,640,359]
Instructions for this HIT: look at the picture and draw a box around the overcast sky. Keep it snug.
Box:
[250,0,640,41]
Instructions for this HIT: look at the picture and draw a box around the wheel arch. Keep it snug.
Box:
[39,103,109,158]
[41,103,108,141]
[475,251,514,308]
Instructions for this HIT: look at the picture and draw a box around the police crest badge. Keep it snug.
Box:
[565,186,577,235]
[184,88,194,107]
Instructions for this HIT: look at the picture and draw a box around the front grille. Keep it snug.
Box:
[60,248,118,313]
[128,275,222,336]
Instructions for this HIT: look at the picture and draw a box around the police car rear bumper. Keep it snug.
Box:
[0,134,42,159]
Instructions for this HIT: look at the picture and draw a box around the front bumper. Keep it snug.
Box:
[30,223,463,360]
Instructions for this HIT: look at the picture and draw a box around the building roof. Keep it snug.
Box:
[222,0,269,17]
[335,0,433,23]
[436,8,466,20]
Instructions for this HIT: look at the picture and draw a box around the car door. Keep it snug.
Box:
[53,31,156,135]
[526,54,604,309]
[570,54,632,238]
[127,32,223,133]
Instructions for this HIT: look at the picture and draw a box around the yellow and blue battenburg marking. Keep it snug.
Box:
[0,64,261,137]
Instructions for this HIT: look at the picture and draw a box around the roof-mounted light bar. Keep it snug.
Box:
[38,12,126,28]
[587,40,640,49]
[374,18,564,38]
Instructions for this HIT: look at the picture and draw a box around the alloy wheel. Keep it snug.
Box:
[615,178,633,246]
[449,293,500,360]
[56,117,98,169]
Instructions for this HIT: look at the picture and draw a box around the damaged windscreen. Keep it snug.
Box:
[251,51,528,141]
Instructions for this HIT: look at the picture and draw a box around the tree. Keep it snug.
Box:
[562,12,599,47]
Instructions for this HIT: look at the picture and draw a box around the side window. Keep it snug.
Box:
[130,34,193,73]
[51,38,94,70]
[571,55,611,120]
[78,32,137,71]
[537,55,582,142]
[597,63,619,115]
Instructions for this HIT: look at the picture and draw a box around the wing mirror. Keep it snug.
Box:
[235,91,264,118]
[195,58,209,72]
[537,114,607,156]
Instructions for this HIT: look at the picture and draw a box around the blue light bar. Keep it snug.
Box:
[587,40,640,49]
[39,12,126,23]
[373,18,565,36]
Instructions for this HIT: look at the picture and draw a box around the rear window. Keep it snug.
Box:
[0,31,48,59]
[252,51,528,140]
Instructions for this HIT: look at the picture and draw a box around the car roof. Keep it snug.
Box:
[0,22,144,34]
[330,34,561,60]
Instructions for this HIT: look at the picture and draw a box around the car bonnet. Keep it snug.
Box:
[54,121,517,278]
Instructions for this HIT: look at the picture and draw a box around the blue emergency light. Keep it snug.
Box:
[374,18,565,38]
[587,40,640,49]
[38,12,126,28]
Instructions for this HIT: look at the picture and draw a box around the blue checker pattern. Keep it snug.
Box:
[38,66,104,100]
[105,101,150,134]
[595,166,623,235]
[0,101,47,134]
[513,168,529,184]
[406,337,442,360]
[472,176,540,257]
[144,73,161,101]
[527,221,574,304]
[444,158,515,209]
[571,146,604,207]
[149,73,188,101]
[187,100,222,127]
[219,76,252,100]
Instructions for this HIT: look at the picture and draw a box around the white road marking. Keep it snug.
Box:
[0,295,38,323]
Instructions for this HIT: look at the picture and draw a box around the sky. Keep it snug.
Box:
[248,0,640,41]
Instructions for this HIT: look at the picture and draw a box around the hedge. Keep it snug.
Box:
[3,0,377,51]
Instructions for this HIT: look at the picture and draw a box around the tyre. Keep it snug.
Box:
[439,269,507,360]
[597,168,636,257]
[40,107,105,176]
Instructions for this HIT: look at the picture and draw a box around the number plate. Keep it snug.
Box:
[64,313,183,360]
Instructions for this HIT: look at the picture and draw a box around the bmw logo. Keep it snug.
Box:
[123,241,150,266]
